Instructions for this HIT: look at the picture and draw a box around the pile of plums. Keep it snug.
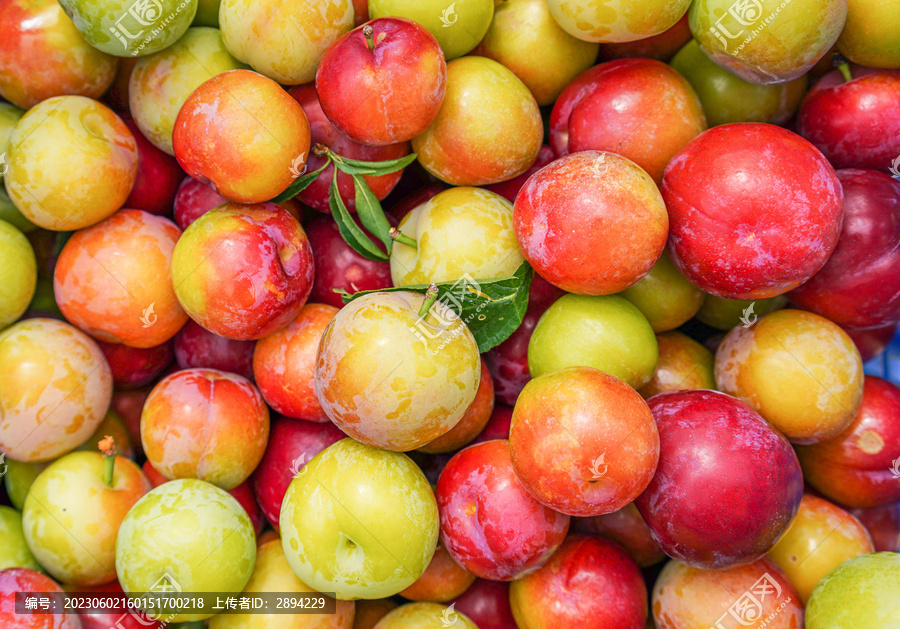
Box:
[1,0,899,628]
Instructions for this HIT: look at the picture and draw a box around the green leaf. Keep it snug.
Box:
[341,261,534,352]
[331,153,417,176]
[328,173,390,262]
[270,161,329,203]
[352,174,393,253]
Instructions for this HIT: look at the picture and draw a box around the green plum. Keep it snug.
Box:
[22,450,150,585]
[280,438,440,600]
[219,0,354,84]
[129,27,248,154]
[368,0,494,60]
[390,187,525,287]
[671,39,808,126]
[58,0,198,57]
[3,460,50,511]
[695,293,787,330]
[806,552,900,627]
[116,479,257,621]
[315,291,480,451]
[528,294,658,389]
[0,506,43,572]
[0,220,36,329]
[620,250,704,333]
[690,0,847,84]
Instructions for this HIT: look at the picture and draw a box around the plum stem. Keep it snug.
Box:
[312,143,329,158]
[99,436,116,487]
[837,62,853,82]
[832,52,852,82]
[418,285,439,318]
[389,227,417,250]
[363,25,375,51]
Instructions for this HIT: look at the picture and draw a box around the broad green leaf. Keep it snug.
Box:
[328,174,389,262]
[352,174,393,253]
[340,262,534,352]
[331,153,417,176]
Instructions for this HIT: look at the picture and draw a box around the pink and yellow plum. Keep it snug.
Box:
[141,368,270,490]
[4,96,137,231]
[173,70,311,204]
[436,440,570,581]
[170,202,315,340]
[54,209,187,348]
[0,319,113,462]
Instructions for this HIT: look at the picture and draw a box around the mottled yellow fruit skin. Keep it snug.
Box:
[115,478,257,622]
[546,0,692,43]
[639,331,716,398]
[280,439,440,601]
[412,56,542,186]
[5,96,137,231]
[315,291,480,452]
[715,309,864,444]
[0,319,113,462]
[219,0,354,85]
[837,0,900,69]
[768,494,874,603]
[209,536,355,629]
[22,451,150,585]
[474,0,598,105]
[390,187,524,288]
[129,27,249,155]
[0,219,36,329]
[374,602,478,629]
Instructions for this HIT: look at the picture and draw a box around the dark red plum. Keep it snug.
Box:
[634,390,803,569]
[790,169,900,329]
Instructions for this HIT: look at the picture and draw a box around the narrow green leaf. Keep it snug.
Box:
[341,261,534,352]
[331,153,417,176]
[352,174,393,253]
[270,161,329,203]
[328,174,390,262]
